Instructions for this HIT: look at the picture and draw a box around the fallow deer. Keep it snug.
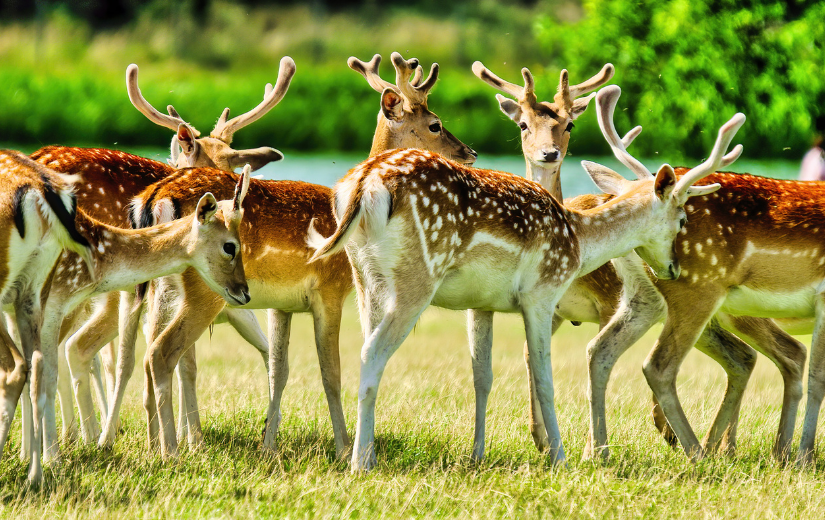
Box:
[307,85,744,471]
[126,52,476,460]
[474,62,805,461]
[29,168,251,483]
[27,57,295,448]
[0,151,94,484]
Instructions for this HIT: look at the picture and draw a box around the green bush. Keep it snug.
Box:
[536,0,825,160]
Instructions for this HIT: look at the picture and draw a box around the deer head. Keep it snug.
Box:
[126,57,296,172]
[472,61,613,196]
[188,165,252,305]
[583,85,744,279]
[349,52,477,164]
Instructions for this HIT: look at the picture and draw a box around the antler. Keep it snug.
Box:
[555,64,614,113]
[672,113,745,201]
[126,64,201,136]
[390,52,438,107]
[233,164,252,211]
[211,56,296,142]
[595,85,652,180]
[348,54,396,94]
[472,61,536,105]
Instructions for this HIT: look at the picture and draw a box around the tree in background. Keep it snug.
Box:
[537,0,825,159]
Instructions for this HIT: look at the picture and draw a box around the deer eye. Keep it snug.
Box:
[518,122,528,132]
[429,122,441,133]
[565,122,575,132]
[223,242,236,258]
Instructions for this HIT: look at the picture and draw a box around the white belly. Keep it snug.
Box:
[721,285,817,319]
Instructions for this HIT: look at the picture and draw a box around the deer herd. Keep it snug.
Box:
[0,51,823,484]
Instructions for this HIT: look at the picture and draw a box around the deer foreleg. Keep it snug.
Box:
[263,309,292,451]
[798,295,825,468]
[468,309,494,462]
[312,299,350,459]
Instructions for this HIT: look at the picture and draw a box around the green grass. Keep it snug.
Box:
[2,299,825,518]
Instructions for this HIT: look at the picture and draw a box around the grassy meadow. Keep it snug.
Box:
[1,299,824,518]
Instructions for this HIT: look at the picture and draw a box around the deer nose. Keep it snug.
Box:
[667,261,681,280]
[541,149,560,162]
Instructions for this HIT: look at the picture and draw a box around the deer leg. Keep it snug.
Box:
[263,309,291,451]
[468,309,494,461]
[352,286,433,472]
[56,341,79,443]
[177,345,202,447]
[691,319,756,456]
[716,314,806,461]
[526,314,564,453]
[312,299,350,459]
[66,298,119,444]
[0,322,26,460]
[797,296,825,468]
[522,299,566,466]
[224,308,269,374]
[5,314,31,461]
[99,341,117,415]
[642,290,724,461]
[90,353,108,422]
[585,292,664,461]
[100,291,143,448]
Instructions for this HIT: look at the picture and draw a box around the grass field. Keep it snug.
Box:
[1,298,824,518]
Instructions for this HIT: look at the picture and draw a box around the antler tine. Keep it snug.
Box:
[595,85,653,180]
[472,61,530,102]
[674,113,746,197]
[391,52,428,105]
[410,65,423,86]
[212,56,297,141]
[348,54,396,94]
[569,63,615,99]
[414,62,439,98]
[126,63,188,132]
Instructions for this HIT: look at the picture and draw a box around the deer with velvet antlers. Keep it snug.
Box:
[127,52,475,460]
[308,85,744,471]
[473,62,806,463]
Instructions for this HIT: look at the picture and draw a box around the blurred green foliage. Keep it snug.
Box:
[537,0,825,160]
[0,1,822,160]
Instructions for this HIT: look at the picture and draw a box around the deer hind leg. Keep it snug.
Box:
[224,308,269,374]
[797,295,825,468]
[642,289,724,461]
[65,294,120,444]
[690,318,756,456]
[97,340,118,422]
[0,322,26,460]
[312,297,350,459]
[5,314,31,461]
[352,285,433,473]
[468,310,494,462]
[526,314,564,453]
[263,309,292,451]
[585,292,664,461]
[100,291,143,448]
[717,314,805,461]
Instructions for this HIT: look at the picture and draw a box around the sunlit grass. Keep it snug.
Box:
[1,297,824,518]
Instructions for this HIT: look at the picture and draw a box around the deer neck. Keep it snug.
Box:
[368,114,398,157]
[77,212,195,294]
[563,192,654,276]
[526,158,562,200]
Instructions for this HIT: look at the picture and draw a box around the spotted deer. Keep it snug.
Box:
[307,86,744,471]
[26,57,296,448]
[474,63,805,461]
[126,52,476,460]
[0,151,94,484]
[29,168,250,483]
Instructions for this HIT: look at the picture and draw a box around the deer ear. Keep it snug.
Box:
[654,164,677,201]
[227,147,283,171]
[581,160,626,196]
[177,123,197,158]
[496,94,522,122]
[381,88,404,122]
[195,192,219,225]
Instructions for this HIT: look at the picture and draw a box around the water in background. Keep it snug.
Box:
[12,145,804,198]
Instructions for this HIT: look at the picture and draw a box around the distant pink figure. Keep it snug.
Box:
[799,136,825,181]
